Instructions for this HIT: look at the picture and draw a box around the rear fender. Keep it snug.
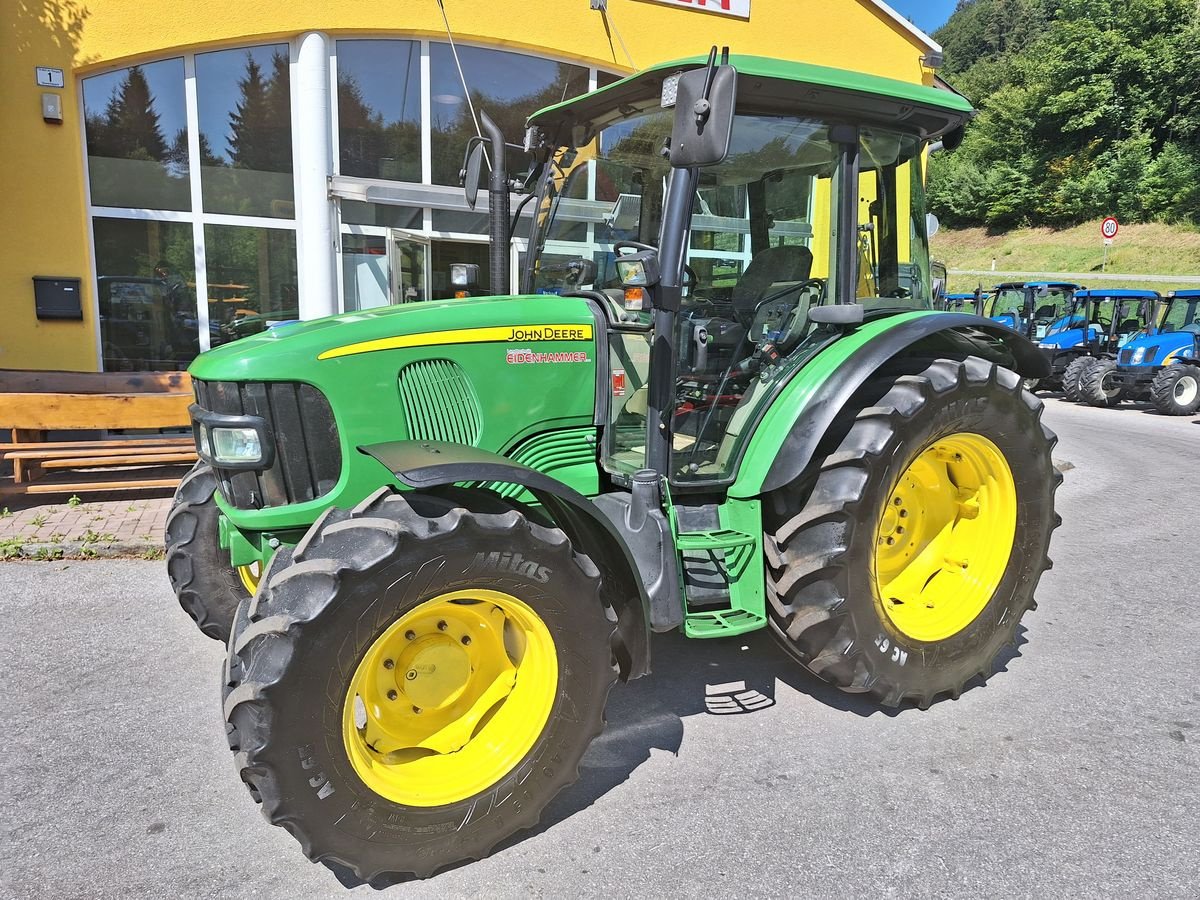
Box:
[359,440,651,679]
[731,312,1048,498]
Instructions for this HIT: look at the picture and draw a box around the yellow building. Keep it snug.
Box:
[0,0,940,372]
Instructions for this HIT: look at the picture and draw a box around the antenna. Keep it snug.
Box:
[436,0,489,168]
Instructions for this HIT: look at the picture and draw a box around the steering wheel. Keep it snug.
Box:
[881,286,913,299]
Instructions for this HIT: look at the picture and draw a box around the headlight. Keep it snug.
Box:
[211,427,263,465]
[1131,347,1145,364]
[1038,341,1054,348]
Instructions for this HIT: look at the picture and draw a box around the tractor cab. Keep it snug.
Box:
[1069,289,1160,407]
[984,281,1082,341]
[1110,289,1200,414]
[1035,289,1150,390]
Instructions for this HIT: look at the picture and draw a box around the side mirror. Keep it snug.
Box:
[926,213,940,239]
[461,139,485,210]
[669,64,737,168]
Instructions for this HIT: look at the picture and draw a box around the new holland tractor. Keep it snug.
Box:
[165,52,1061,881]
[1107,289,1200,415]
[1074,290,1159,408]
[1042,289,1156,400]
[983,281,1083,341]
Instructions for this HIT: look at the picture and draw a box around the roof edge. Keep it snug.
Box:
[866,0,942,54]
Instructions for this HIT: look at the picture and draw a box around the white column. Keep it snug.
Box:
[293,31,337,320]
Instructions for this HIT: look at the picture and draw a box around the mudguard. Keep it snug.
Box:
[358,440,651,679]
[731,312,1049,498]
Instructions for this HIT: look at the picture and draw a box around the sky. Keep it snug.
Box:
[885,0,958,36]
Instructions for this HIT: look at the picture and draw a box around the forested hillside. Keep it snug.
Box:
[928,0,1200,229]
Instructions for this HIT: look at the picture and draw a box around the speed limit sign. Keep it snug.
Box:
[1101,216,1119,239]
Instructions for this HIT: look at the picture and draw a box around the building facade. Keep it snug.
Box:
[0,0,939,372]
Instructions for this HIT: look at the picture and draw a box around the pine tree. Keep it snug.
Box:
[102,66,168,161]
[228,55,274,171]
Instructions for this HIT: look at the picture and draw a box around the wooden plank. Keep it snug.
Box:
[6,443,195,461]
[0,368,191,394]
[0,392,193,431]
[0,476,183,496]
[39,452,197,469]
[0,437,193,453]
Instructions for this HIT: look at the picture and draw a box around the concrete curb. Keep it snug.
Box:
[0,540,163,561]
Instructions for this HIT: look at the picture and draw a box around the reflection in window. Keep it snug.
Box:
[196,45,294,218]
[342,235,390,311]
[92,217,198,371]
[204,225,298,345]
[341,201,422,229]
[337,40,423,182]
[83,59,190,210]
[429,43,588,184]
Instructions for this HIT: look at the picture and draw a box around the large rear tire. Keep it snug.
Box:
[1080,358,1124,408]
[1061,356,1093,403]
[165,461,257,642]
[222,489,616,882]
[764,356,1060,708]
[1150,364,1200,416]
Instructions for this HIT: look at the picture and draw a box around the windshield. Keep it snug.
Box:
[528,112,934,312]
[528,109,934,483]
[1161,298,1200,332]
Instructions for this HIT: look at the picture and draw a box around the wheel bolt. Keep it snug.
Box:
[899,509,908,518]
[461,635,471,645]
[896,526,905,535]
[383,658,394,670]
[437,620,448,631]
[893,497,903,506]
[886,537,896,546]
[406,670,417,681]
[412,706,422,714]
[404,630,416,640]
[387,690,398,701]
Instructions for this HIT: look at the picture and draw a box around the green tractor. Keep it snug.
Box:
[166,52,1060,881]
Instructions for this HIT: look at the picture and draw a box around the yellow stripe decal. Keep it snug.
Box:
[318,323,594,360]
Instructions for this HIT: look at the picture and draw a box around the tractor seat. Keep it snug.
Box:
[1116,319,1140,334]
[731,245,813,321]
[1034,304,1058,319]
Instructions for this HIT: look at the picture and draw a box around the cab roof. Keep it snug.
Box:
[528,54,974,146]
[993,281,1081,291]
[1169,290,1200,298]
[1075,289,1160,299]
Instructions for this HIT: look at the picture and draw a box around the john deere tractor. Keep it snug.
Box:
[166,52,1060,881]
[1108,290,1200,416]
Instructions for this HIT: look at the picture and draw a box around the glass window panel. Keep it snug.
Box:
[340,200,423,229]
[196,45,294,218]
[83,59,190,211]
[342,235,390,311]
[336,40,423,182]
[429,44,588,185]
[596,70,623,88]
[204,224,298,345]
[92,217,198,370]
[430,240,491,299]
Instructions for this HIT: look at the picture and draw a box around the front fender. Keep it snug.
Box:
[359,440,651,679]
[730,312,1048,498]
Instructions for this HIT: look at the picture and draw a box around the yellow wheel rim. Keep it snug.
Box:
[237,563,261,594]
[342,589,557,807]
[874,432,1017,643]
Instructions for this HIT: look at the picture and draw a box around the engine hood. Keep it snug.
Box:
[190,294,597,383]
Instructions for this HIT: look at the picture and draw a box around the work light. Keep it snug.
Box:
[210,427,265,465]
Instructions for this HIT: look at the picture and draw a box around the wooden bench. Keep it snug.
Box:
[0,369,197,496]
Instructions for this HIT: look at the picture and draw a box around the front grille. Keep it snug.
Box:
[1143,345,1159,363]
[397,359,482,446]
[1119,349,1133,364]
[193,379,341,509]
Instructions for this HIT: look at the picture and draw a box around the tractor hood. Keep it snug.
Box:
[190,294,598,383]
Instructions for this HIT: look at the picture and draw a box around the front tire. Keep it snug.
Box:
[1061,356,1094,403]
[222,490,616,882]
[1150,364,1200,416]
[1080,359,1124,407]
[165,462,256,641]
[764,356,1060,708]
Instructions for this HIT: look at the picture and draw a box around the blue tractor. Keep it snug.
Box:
[1108,289,1200,416]
[983,281,1084,341]
[943,290,981,313]
[1045,289,1158,401]
[1075,290,1160,408]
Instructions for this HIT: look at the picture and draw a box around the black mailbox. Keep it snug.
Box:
[33,276,83,320]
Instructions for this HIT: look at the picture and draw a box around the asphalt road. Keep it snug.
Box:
[3,398,1198,899]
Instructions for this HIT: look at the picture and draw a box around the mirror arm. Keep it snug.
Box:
[480,110,510,295]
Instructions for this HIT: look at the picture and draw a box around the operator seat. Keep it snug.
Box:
[731,245,813,321]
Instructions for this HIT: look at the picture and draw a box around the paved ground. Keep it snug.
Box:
[0,494,170,557]
[2,398,1197,899]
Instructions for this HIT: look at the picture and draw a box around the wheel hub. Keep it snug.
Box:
[396,636,471,710]
[873,433,1017,643]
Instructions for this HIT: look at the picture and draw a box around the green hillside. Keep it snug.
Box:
[933,222,1200,292]
[929,0,1200,230]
